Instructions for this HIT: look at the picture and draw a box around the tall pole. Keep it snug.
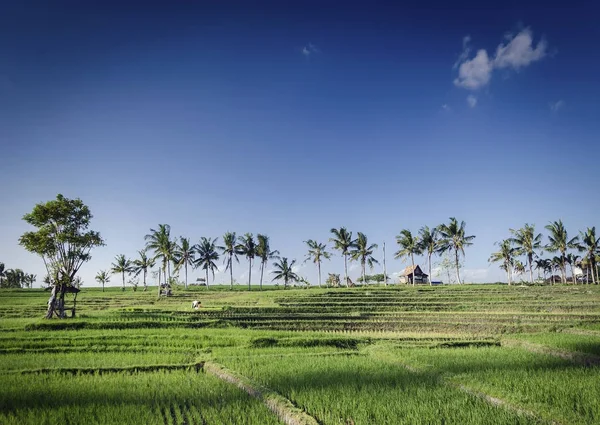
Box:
[383,242,388,286]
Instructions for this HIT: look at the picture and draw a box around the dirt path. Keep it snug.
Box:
[502,339,600,367]
[204,361,320,425]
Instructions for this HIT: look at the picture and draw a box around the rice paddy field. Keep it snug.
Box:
[1,284,599,424]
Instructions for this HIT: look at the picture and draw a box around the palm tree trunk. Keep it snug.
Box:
[102,282,105,292]
[248,259,252,291]
[428,253,432,286]
[455,249,462,285]
[260,262,264,291]
[362,260,366,286]
[205,268,210,289]
[184,263,188,290]
[143,269,147,291]
[528,256,534,285]
[411,254,415,286]
[229,257,234,290]
[561,254,566,284]
[122,272,125,291]
[317,261,322,288]
[158,269,162,297]
[507,264,511,286]
[344,254,349,288]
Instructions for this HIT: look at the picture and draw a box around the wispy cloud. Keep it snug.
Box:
[441,104,451,111]
[549,100,565,112]
[454,28,547,90]
[302,43,319,57]
[467,95,478,108]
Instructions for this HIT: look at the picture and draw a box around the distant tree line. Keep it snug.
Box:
[0,263,36,288]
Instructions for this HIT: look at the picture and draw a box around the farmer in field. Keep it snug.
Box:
[192,300,201,309]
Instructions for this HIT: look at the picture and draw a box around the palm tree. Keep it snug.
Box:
[133,250,155,291]
[95,270,110,292]
[437,217,476,285]
[173,237,195,290]
[329,227,356,288]
[145,224,173,285]
[221,232,241,289]
[565,253,581,284]
[395,229,422,286]
[238,233,256,290]
[545,220,579,284]
[194,237,220,289]
[0,263,5,287]
[578,227,599,284]
[509,224,543,285]
[489,239,518,286]
[419,226,441,286]
[534,258,550,282]
[350,232,379,285]
[111,254,133,291]
[271,257,300,288]
[256,234,279,290]
[304,240,331,288]
[550,256,563,284]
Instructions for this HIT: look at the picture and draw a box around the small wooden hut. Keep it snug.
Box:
[399,265,428,284]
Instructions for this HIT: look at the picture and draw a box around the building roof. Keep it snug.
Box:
[401,265,428,277]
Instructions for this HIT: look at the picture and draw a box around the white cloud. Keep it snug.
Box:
[467,95,477,108]
[453,28,547,91]
[462,268,489,282]
[454,49,493,90]
[302,43,319,57]
[549,100,564,112]
[441,104,450,111]
[494,29,547,69]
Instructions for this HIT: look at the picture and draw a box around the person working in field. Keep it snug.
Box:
[192,300,201,309]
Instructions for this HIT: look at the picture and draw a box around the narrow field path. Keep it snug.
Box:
[204,361,320,425]
[502,339,600,367]
[5,362,203,375]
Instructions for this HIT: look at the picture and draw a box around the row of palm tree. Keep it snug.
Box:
[489,221,599,285]
[0,263,36,288]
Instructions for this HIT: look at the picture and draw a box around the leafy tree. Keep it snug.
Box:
[437,217,475,285]
[19,194,104,318]
[133,250,155,291]
[489,239,518,285]
[304,240,331,288]
[3,268,25,288]
[144,224,173,287]
[350,232,379,285]
[256,234,279,290]
[271,257,299,288]
[111,254,133,291]
[357,273,389,283]
[238,233,256,290]
[326,273,341,287]
[509,224,543,285]
[173,237,195,290]
[395,229,422,286]
[545,220,579,284]
[221,232,241,289]
[578,227,599,284]
[194,237,220,289]
[418,226,441,286]
[329,227,356,288]
[95,270,110,292]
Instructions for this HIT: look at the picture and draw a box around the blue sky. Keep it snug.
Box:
[1,1,599,286]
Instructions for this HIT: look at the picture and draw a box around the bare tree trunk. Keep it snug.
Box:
[317,261,322,288]
[143,269,147,291]
[122,272,125,291]
[45,285,59,319]
[248,259,252,291]
[229,257,234,290]
[102,282,105,292]
[455,249,462,285]
[344,254,349,288]
[158,268,162,297]
[428,253,432,286]
[260,262,264,291]
[184,263,188,290]
[362,261,366,286]
[206,268,210,289]
[411,253,415,286]
[528,256,534,285]
[507,265,512,286]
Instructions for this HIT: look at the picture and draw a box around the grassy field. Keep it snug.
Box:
[1,284,599,424]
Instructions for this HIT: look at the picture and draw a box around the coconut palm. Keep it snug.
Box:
[111,254,133,291]
[565,253,581,284]
[173,237,195,290]
[534,258,550,282]
[395,229,422,286]
[419,226,441,286]
[0,263,5,287]
[238,233,256,290]
[545,220,579,284]
[329,227,356,288]
[256,234,279,290]
[95,270,110,292]
[221,232,241,289]
[194,237,220,289]
[489,239,518,285]
[133,250,155,291]
[578,227,599,284]
[271,257,300,288]
[350,232,379,285]
[437,217,476,285]
[509,224,543,285]
[304,240,332,288]
[144,224,173,285]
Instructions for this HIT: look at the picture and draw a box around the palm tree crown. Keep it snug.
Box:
[489,239,518,285]
[95,270,110,292]
[329,227,356,287]
[144,224,173,285]
[271,257,300,288]
[395,229,422,286]
[509,223,543,284]
[304,240,331,288]
[238,233,257,290]
[350,232,379,285]
[173,237,195,289]
[111,254,133,291]
[221,232,241,289]
[132,250,155,291]
[545,220,579,284]
[418,226,441,286]
[578,227,599,284]
[194,237,220,289]
[437,217,475,285]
